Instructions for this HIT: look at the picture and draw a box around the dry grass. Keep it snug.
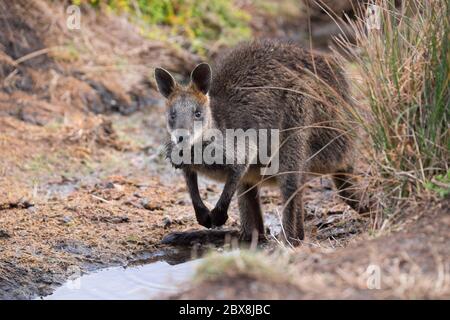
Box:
[332,0,449,201]
[289,0,450,233]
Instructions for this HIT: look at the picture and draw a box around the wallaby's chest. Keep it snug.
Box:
[192,164,278,187]
[191,164,229,183]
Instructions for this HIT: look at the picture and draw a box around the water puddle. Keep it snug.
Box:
[43,253,201,300]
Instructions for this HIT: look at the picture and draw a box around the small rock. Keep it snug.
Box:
[21,199,34,208]
[124,198,141,208]
[141,198,162,211]
[141,198,150,209]
[99,216,130,224]
[0,230,11,239]
[27,206,37,214]
[105,182,115,189]
[162,216,172,228]
[62,216,72,224]
[113,184,124,192]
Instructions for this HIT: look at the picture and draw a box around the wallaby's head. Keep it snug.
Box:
[155,63,213,146]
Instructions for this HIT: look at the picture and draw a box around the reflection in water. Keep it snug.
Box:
[44,259,200,300]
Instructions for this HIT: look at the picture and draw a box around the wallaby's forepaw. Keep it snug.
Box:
[210,207,228,227]
[195,207,212,228]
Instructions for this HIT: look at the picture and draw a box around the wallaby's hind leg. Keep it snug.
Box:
[276,134,307,245]
[237,183,265,242]
[296,191,305,240]
[333,166,368,213]
[278,173,305,244]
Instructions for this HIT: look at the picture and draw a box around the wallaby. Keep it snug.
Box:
[155,40,365,245]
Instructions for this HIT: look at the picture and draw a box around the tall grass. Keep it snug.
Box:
[333,0,449,201]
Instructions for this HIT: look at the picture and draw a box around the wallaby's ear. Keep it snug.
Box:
[191,63,211,95]
[155,67,176,98]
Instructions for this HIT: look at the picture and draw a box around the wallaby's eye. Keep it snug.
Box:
[194,110,202,119]
[169,111,176,120]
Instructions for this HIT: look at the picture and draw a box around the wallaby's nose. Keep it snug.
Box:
[177,135,184,143]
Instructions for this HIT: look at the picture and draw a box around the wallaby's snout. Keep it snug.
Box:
[155,63,213,146]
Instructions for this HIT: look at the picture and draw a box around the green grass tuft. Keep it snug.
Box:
[195,250,293,283]
[73,0,251,55]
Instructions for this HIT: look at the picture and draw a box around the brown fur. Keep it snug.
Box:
[167,85,208,106]
[156,40,365,245]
